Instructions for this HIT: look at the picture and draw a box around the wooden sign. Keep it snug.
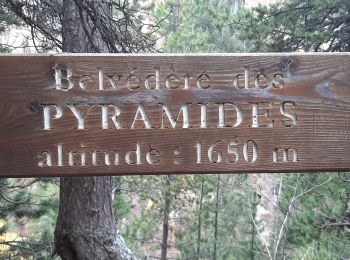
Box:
[0,53,349,177]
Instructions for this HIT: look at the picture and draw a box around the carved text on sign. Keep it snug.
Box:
[37,64,299,168]
[41,102,297,130]
[53,65,284,91]
[1,54,348,177]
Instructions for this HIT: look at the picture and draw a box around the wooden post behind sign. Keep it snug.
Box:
[0,53,349,177]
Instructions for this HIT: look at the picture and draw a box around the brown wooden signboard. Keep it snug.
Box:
[0,53,349,177]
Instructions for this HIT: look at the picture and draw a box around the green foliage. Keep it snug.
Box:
[173,174,267,259]
[234,0,350,52]
[0,178,59,258]
[0,0,22,53]
[117,173,267,259]
[153,0,245,52]
[276,173,350,259]
[114,195,132,220]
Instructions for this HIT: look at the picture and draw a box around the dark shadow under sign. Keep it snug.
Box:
[0,53,349,177]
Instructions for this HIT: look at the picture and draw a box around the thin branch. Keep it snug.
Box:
[248,197,273,260]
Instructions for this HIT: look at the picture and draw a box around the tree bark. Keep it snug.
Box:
[54,1,135,259]
[196,179,204,259]
[160,176,171,260]
[250,192,259,260]
[213,174,220,260]
[55,177,135,259]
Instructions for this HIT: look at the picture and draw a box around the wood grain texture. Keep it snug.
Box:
[0,53,349,177]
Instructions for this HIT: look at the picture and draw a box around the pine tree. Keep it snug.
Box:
[0,178,59,258]
[153,0,245,52]
[234,0,350,52]
[3,0,159,258]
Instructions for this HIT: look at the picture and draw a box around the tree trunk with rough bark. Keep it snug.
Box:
[160,176,171,260]
[54,1,135,259]
[213,174,220,260]
[196,179,204,259]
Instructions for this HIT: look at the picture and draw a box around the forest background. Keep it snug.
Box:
[0,0,349,259]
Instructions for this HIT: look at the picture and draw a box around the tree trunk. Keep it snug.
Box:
[250,191,259,260]
[54,1,135,259]
[160,176,171,260]
[196,179,204,259]
[55,177,134,259]
[213,174,220,260]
